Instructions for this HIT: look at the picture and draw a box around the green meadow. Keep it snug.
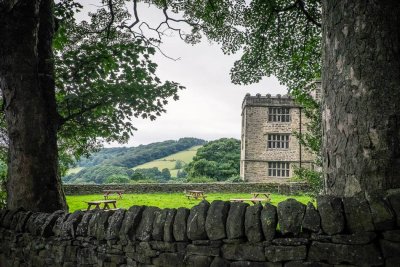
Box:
[66,192,313,212]
[132,145,202,177]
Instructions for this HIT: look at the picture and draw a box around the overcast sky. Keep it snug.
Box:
[86,3,288,147]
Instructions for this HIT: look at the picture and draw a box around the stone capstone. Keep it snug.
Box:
[366,191,395,231]
[245,204,263,243]
[226,202,248,240]
[205,200,230,240]
[317,196,345,235]
[173,207,190,241]
[302,202,321,233]
[60,210,83,238]
[136,206,159,242]
[187,200,210,240]
[119,205,144,241]
[342,195,374,233]
[261,203,277,241]
[152,209,169,241]
[163,208,176,242]
[106,208,126,240]
[277,199,306,236]
[76,209,95,237]
[387,190,400,226]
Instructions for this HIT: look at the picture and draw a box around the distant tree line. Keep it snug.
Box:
[63,138,242,184]
[77,138,205,168]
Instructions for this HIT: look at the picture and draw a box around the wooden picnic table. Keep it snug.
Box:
[103,189,124,199]
[86,200,117,210]
[186,190,207,200]
[251,192,271,200]
[229,198,270,204]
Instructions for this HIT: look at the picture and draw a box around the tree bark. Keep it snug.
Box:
[322,0,400,196]
[0,0,67,211]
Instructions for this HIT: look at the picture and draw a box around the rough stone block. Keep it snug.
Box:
[277,199,306,236]
[14,211,32,232]
[31,212,51,236]
[152,253,184,267]
[163,209,176,242]
[149,241,176,252]
[3,209,24,229]
[230,261,281,267]
[222,243,265,261]
[343,195,374,233]
[284,261,331,267]
[366,191,395,231]
[317,196,345,235]
[308,241,383,265]
[119,205,144,241]
[331,232,376,244]
[210,256,230,267]
[173,207,190,241]
[136,207,159,242]
[0,209,8,226]
[152,209,168,241]
[245,204,264,243]
[380,239,400,258]
[76,209,95,237]
[383,230,400,242]
[272,238,309,246]
[387,190,400,226]
[226,202,248,239]
[185,255,212,267]
[265,245,307,262]
[186,244,220,256]
[187,200,210,241]
[261,203,277,241]
[205,200,230,240]
[60,210,84,238]
[106,208,126,240]
[302,202,321,233]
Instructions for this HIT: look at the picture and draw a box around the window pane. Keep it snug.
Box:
[273,169,276,176]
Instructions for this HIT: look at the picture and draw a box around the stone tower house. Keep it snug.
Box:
[240,91,316,182]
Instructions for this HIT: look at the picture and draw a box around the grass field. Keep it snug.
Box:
[132,145,202,177]
[66,192,313,212]
[66,167,84,175]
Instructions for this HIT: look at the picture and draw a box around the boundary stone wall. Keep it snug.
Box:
[63,183,309,196]
[1,189,400,266]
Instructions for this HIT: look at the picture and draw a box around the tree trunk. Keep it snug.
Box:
[0,0,67,211]
[322,0,400,196]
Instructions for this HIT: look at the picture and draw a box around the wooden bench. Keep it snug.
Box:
[229,198,270,204]
[251,192,271,201]
[86,200,117,210]
[103,190,124,199]
[186,190,207,200]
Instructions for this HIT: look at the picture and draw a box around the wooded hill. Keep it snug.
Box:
[63,138,205,184]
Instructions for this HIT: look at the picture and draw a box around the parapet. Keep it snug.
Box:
[242,93,298,109]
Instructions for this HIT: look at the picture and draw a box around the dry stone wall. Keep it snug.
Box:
[2,190,400,266]
[63,183,309,196]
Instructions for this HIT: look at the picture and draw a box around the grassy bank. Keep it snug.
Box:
[66,193,313,212]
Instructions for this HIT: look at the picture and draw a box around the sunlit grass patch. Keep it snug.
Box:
[66,192,312,212]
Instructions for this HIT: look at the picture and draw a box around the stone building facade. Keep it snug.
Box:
[240,93,315,182]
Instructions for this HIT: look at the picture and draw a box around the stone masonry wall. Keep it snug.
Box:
[2,189,400,266]
[241,94,315,182]
[63,183,309,196]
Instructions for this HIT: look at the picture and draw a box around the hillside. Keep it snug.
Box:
[133,145,201,177]
[63,138,205,184]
